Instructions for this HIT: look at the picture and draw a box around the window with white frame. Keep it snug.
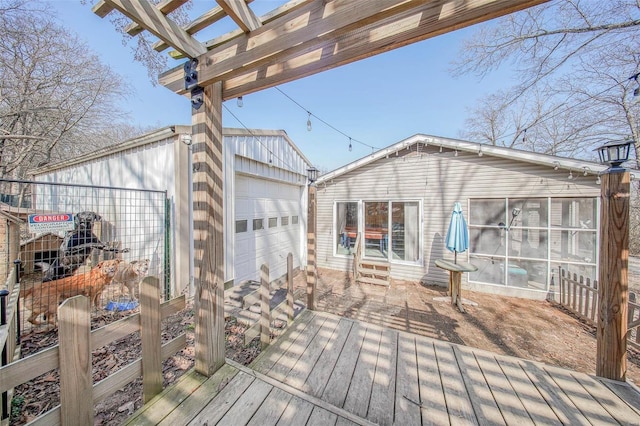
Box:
[335,202,358,255]
[468,197,597,292]
[334,200,421,263]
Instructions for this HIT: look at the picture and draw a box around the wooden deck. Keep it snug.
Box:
[128,310,640,425]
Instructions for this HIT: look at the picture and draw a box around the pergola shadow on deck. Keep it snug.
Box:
[128,310,640,425]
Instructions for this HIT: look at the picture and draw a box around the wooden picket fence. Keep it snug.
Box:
[558,268,640,351]
[243,254,297,347]
[0,276,185,425]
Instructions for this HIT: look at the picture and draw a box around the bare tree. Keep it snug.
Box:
[455,0,640,161]
[81,0,193,84]
[0,0,131,182]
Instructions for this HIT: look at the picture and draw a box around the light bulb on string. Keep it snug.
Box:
[348,137,352,152]
[306,112,312,131]
[237,96,243,107]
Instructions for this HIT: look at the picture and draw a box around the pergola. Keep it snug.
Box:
[92,0,575,379]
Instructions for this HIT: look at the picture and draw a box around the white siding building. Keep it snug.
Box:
[315,134,625,300]
[34,126,311,296]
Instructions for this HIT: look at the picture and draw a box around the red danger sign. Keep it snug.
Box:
[28,213,74,234]
[30,214,72,223]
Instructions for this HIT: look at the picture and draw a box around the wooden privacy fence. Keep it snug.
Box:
[0,276,186,425]
[558,268,640,351]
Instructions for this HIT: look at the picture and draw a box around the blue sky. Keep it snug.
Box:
[47,1,515,172]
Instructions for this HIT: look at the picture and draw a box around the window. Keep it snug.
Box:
[391,202,420,262]
[253,218,264,230]
[468,197,597,293]
[281,216,289,226]
[235,220,247,233]
[335,202,358,255]
[269,217,278,228]
[333,200,421,263]
[292,216,299,224]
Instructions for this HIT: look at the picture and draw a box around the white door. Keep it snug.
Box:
[234,175,301,284]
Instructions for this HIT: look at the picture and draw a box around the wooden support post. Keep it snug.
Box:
[596,170,629,381]
[260,263,270,349]
[141,276,162,402]
[58,296,92,425]
[192,82,226,376]
[307,185,317,310]
[287,252,294,324]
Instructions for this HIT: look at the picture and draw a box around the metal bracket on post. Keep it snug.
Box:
[184,58,204,110]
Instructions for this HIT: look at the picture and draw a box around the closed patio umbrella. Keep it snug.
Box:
[445,202,469,264]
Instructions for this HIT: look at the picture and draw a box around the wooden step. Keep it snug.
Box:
[359,259,390,268]
[357,276,390,286]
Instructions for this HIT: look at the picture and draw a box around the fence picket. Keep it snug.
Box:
[558,268,640,351]
[58,296,93,425]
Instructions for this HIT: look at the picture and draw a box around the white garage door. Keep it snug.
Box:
[234,175,302,284]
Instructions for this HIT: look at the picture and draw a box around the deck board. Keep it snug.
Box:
[471,349,535,425]
[302,318,354,397]
[266,312,328,382]
[518,360,591,425]
[246,387,292,426]
[282,314,342,389]
[367,327,398,425]
[275,395,315,426]
[453,346,505,425]
[186,371,255,426]
[322,320,368,408]
[432,339,478,425]
[133,310,640,426]
[342,324,383,418]
[494,357,561,425]
[393,333,421,426]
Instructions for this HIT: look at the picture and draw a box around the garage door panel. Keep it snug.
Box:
[234,176,303,284]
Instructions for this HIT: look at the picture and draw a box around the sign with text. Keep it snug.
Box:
[28,213,74,234]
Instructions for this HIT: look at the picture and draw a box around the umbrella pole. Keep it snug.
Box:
[454,251,457,264]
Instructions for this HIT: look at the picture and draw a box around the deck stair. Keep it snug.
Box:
[224,280,305,344]
[356,259,391,286]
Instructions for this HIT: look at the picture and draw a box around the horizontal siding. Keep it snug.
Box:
[316,147,600,292]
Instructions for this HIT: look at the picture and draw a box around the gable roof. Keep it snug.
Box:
[33,126,312,174]
[316,133,637,184]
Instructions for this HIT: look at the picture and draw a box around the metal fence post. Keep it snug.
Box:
[1,288,9,420]
[14,259,21,344]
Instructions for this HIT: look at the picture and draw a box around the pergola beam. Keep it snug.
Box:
[159,0,313,57]
[125,0,190,37]
[159,0,548,98]
[103,0,207,58]
[216,0,262,32]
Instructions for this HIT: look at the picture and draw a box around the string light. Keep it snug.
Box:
[237,96,243,107]
[568,170,573,180]
[522,128,527,144]
[454,149,458,157]
[306,111,312,131]
[349,137,352,152]
[478,145,483,157]
[596,175,601,184]
[583,166,590,176]
[439,145,443,153]
[274,87,379,153]
[553,161,560,170]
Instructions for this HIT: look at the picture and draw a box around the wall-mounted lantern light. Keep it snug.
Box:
[307,167,318,184]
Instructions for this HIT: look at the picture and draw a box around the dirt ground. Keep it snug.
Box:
[10,261,640,425]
